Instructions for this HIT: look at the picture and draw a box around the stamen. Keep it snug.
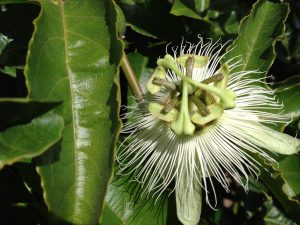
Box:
[185,56,195,78]
[201,73,224,84]
[157,55,236,109]
[152,77,177,91]
[190,95,210,116]
[161,93,175,114]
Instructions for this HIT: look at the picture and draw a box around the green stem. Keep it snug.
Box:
[121,53,144,102]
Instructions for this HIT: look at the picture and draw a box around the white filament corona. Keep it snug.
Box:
[118,37,296,208]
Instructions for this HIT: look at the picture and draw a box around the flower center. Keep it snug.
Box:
[147,54,236,135]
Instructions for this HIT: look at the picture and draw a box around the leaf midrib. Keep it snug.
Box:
[241,3,268,72]
[60,1,79,222]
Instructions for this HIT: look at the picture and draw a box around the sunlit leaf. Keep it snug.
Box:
[23,0,123,224]
[225,0,289,80]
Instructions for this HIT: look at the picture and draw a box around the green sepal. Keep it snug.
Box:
[176,175,202,225]
[245,123,300,155]
[147,66,167,94]
[177,55,208,69]
[191,104,224,126]
[148,102,178,122]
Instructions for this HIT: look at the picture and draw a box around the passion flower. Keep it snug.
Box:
[118,37,300,225]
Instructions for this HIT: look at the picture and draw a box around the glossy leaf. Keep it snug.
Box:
[102,51,168,224]
[0,111,64,169]
[225,0,289,80]
[101,171,167,225]
[24,0,122,224]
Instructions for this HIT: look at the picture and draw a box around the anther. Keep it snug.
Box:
[185,56,195,78]
[152,77,177,91]
[194,89,217,105]
[201,73,224,84]
[161,92,178,114]
[190,95,210,116]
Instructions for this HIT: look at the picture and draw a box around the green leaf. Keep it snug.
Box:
[225,0,289,80]
[225,2,300,222]
[0,99,61,131]
[224,11,239,34]
[194,0,210,13]
[0,33,12,54]
[24,0,123,224]
[264,199,297,225]
[101,172,168,225]
[169,0,223,36]
[247,176,268,194]
[274,75,300,119]
[170,0,202,20]
[115,3,126,37]
[0,66,17,77]
[127,23,158,39]
[0,111,64,169]
[260,158,300,223]
[277,155,300,204]
[273,75,300,91]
